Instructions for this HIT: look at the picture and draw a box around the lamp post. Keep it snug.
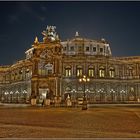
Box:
[79,75,90,110]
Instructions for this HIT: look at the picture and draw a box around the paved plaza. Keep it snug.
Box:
[0,104,140,138]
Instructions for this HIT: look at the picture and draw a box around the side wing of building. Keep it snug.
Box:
[0,60,32,103]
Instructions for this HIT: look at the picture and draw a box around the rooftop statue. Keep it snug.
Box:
[42,25,59,42]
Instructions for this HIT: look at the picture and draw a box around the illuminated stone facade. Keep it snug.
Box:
[0,26,140,104]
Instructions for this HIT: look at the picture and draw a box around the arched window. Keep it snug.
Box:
[65,66,71,77]
[76,66,83,77]
[109,67,115,78]
[88,66,94,77]
[128,66,133,76]
[26,69,30,78]
[99,66,105,78]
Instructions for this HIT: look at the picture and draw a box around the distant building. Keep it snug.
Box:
[0,26,140,104]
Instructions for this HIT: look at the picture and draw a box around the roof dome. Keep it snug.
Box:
[61,32,112,57]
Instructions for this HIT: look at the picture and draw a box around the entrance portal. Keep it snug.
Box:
[39,88,49,103]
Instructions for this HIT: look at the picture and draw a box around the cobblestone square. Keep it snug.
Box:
[0,104,140,139]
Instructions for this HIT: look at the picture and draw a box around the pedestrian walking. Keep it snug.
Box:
[42,99,44,106]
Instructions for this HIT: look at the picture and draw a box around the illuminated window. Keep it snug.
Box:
[38,69,48,76]
[99,66,105,78]
[26,69,31,78]
[42,69,46,75]
[88,68,94,77]
[76,66,83,77]
[109,67,115,78]
[38,69,42,75]
[65,67,71,77]
[38,62,53,76]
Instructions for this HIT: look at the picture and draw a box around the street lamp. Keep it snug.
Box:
[79,75,90,110]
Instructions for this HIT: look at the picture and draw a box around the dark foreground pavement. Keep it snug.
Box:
[0,104,140,139]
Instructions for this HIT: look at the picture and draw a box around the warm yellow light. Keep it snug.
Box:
[79,75,90,82]
[87,78,90,82]
[83,78,86,82]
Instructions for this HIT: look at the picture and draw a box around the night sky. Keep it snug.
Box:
[0,1,140,65]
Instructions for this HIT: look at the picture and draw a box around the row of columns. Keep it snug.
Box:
[62,81,140,103]
[0,82,31,103]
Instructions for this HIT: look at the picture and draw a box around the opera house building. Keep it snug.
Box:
[0,26,140,105]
